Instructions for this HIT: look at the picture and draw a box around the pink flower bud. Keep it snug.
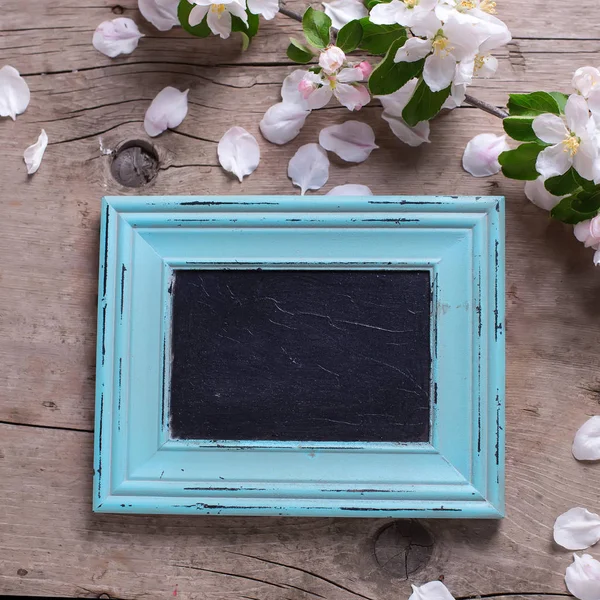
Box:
[356,61,373,79]
[574,218,600,249]
[298,78,315,99]
[319,46,346,74]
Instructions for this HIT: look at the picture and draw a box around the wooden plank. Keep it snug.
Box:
[2,0,600,596]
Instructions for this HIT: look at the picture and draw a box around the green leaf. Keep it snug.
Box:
[302,7,332,49]
[503,116,538,142]
[240,31,250,51]
[402,79,451,127]
[287,38,314,64]
[336,20,363,53]
[178,0,211,37]
[358,17,407,55]
[551,187,600,224]
[507,91,561,117]
[549,91,569,113]
[544,168,582,196]
[368,37,422,96]
[498,143,544,180]
[367,0,390,7]
[232,12,259,37]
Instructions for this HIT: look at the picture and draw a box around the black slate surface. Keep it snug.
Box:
[169,270,431,442]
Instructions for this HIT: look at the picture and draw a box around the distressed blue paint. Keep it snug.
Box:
[93,195,505,518]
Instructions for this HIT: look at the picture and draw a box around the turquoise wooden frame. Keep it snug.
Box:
[94,195,505,518]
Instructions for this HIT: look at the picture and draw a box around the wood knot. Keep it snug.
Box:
[17,568,28,577]
[111,140,159,188]
[111,5,125,14]
[373,520,434,578]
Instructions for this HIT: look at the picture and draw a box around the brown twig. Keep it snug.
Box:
[279,4,507,120]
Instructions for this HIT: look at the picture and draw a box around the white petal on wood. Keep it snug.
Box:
[555,508,600,550]
[327,184,373,196]
[573,416,600,461]
[23,129,48,175]
[0,65,31,120]
[92,18,144,58]
[318,121,378,163]
[217,126,260,182]
[409,581,456,600]
[462,133,509,177]
[566,554,600,600]
[139,0,180,31]
[144,86,189,137]
[288,143,330,195]
[259,102,310,145]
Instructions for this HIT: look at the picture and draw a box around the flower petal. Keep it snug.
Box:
[138,0,180,31]
[0,65,30,120]
[566,554,600,600]
[207,8,232,38]
[23,129,48,175]
[536,143,572,179]
[462,133,509,177]
[409,581,455,600]
[217,126,260,182]
[323,0,368,29]
[573,416,600,461]
[306,85,334,109]
[334,83,370,111]
[442,82,466,110]
[532,113,568,144]
[288,143,330,195]
[394,37,432,63]
[319,121,378,163]
[259,102,310,145]
[573,67,600,99]
[377,78,419,113]
[327,184,373,195]
[337,67,364,83]
[524,177,564,211]
[423,52,457,93]
[595,249,600,266]
[92,18,144,58]
[319,46,346,75]
[369,0,405,25]
[382,111,430,146]
[144,86,189,137]
[554,508,600,551]
[281,69,312,108]
[227,0,249,23]
[248,0,279,19]
[566,94,592,135]
[189,3,210,25]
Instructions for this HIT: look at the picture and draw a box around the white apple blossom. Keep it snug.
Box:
[573,67,600,98]
[393,12,488,92]
[370,0,437,29]
[323,0,368,30]
[532,94,598,181]
[188,0,248,39]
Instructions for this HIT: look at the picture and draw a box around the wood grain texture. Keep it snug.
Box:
[1,0,600,597]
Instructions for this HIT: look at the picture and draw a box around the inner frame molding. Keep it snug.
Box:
[93,195,505,518]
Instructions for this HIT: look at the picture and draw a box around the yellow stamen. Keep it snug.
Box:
[210,3,226,16]
[404,0,419,8]
[432,35,452,56]
[459,0,477,9]
[474,54,486,71]
[480,0,496,13]
[563,134,581,157]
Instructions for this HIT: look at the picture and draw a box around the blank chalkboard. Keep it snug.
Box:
[169,270,431,443]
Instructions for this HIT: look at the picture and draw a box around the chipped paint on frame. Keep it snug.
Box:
[93,195,505,517]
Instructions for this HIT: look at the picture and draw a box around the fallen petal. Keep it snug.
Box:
[555,508,600,551]
[462,133,509,177]
[327,184,373,196]
[319,121,378,163]
[0,65,31,120]
[93,18,144,58]
[144,86,189,137]
[524,177,565,211]
[573,416,600,461]
[259,102,310,145]
[23,129,48,175]
[323,0,368,29]
[217,126,260,182]
[409,581,456,600]
[139,0,180,31]
[566,554,600,600]
[288,143,330,195]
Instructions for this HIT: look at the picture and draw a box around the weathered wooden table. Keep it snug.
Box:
[2,1,600,598]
